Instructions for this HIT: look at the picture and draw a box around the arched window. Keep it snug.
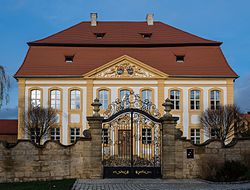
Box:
[70,90,80,110]
[210,90,220,110]
[50,90,61,110]
[170,90,180,110]
[142,89,152,102]
[190,90,200,110]
[31,89,41,107]
[120,89,130,100]
[99,89,109,110]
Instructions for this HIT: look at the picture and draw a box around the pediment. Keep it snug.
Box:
[84,55,168,79]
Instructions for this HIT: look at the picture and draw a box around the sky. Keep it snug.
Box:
[0,0,249,118]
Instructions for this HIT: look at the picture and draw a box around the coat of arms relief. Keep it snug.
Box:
[94,60,155,78]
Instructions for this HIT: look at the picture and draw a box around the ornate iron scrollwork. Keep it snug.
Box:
[102,91,162,178]
[103,91,161,118]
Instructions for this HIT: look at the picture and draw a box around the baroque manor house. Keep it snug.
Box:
[15,14,237,145]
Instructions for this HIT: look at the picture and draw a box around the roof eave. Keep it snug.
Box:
[27,42,223,47]
[169,75,239,79]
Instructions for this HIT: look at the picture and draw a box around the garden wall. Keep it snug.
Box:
[0,138,102,182]
[173,137,250,179]
[0,134,250,182]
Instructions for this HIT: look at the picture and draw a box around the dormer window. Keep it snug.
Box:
[140,33,152,39]
[94,33,105,39]
[65,55,74,63]
[176,55,185,62]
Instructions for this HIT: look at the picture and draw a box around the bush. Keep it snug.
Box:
[215,161,248,182]
[199,158,249,182]
[198,156,223,181]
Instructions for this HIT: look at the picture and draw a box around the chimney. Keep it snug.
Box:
[146,13,154,26]
[90,13,97,26]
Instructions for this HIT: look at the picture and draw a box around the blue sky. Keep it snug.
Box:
[0,0,250,118]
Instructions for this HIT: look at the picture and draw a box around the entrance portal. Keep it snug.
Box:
[102,91,162,178]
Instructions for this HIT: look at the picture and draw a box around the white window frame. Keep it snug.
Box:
[50,128,60,141]
[142,128,152,144]
[70,90,81,110]
[210,90,220,110]
[142,89,152,102]
[31,89,41,108]
[190,128,200,144]
[120,89,130,101]
[30,128,40,143]
[99,90,109,110]
[190,90,200,110]
[50,90,61,110]
[170,90,180,110]
[102,128,109,144]
[70,128,80,143]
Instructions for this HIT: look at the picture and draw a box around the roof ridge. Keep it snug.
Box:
[28,21,222,46]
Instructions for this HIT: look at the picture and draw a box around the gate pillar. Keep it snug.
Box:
[87,98,104,179]
[161,99,179,178]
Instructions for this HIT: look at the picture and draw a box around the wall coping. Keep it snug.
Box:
[0,137,91,149]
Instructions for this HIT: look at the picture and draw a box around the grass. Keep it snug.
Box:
[0,179,75,190]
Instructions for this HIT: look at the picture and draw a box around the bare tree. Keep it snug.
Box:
[0,66,10,109]
[200,105,246,145]
[24,106,57,145]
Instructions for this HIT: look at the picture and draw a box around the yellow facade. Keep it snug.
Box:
[17,55,235,144]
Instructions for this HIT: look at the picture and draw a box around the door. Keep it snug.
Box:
[118,130,131,158]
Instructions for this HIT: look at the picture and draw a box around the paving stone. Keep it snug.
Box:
[72,179,250,190]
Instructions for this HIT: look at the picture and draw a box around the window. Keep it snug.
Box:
[170,90,180,110]
[211,90,220,110]
[142,89,152,102]
[30,128,40,143]
[70,128,80,143]
[102,129,109,144]
[99,90,109,110]
[210,128,216,139]
[190,90,200,110]
[70,90,81,110]
[65,55,74,63]
[176,55,185,62]
[190,128,200,144]
[120,89,130,101]
[50,90,61,110]
[142,128,152,144]
[31,89,41,107]
[51,128,60,141]
[140,33,152,39]
[94,33,105,39]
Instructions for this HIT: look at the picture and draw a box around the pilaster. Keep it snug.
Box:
[158,80,165,114]
[17,78,25,139]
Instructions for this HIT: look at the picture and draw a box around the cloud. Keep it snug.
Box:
[0,107,18,119]
[235,75,250,113]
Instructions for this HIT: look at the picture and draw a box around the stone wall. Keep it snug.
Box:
[0,138,102,182]
[1,118,250,182]
[0,135,17,144]
[171,137,250,179]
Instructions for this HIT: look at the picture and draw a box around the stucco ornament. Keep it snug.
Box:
[95,60,155,78]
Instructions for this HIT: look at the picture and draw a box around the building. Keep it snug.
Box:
[0,120,18,143]
[15,14,238,145]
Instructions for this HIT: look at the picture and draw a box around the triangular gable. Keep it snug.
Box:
[84,55,168,79]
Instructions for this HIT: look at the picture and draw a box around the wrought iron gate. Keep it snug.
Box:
[102,91,162,178]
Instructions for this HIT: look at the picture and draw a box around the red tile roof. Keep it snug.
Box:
[0,120,18,135]
[15,21,237,78]
[15,46,238,78]
[242,114,250,122]
[28,22,221,46]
